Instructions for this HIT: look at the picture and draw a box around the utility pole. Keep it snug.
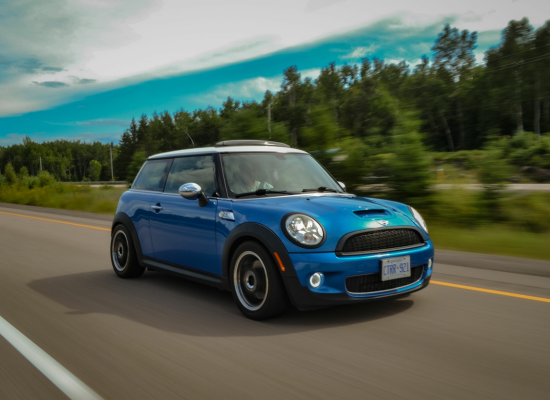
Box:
[39,156,42,171]
[110,142,114,181]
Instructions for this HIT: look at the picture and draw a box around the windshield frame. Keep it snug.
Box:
[219,151,344,199]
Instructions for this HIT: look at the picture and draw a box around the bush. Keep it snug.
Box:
[503,193,550,233]
[18,166,29,180]
[4,162,17,186]
[88,160,102,182]
[37,171,56,187]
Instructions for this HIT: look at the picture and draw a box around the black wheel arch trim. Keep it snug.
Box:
[222,222,297,280]
[112,212,143,256]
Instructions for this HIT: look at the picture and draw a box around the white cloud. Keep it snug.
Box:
[305,0,347,13]
[188,76,282,107]
[383,58,424,70]
[407,58,424,69]
[301,68,322,80]
[475,52,486,65]
[1,0,549,116]
[340,45,378,60]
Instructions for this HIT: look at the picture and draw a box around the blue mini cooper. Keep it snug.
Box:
[111,140,434,320]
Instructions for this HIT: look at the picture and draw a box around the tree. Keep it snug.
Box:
[533,21,550,137]
[126,151,147,184]
[385,112,431,206]
[280,66,304,147]
[114,124,136,180]
[4,162,17,186]
[220,108,289,143]
[486,18,534,134]
[432,24,477,149]
[173,109,194,149]
[88,160,102,181]
[18,166,29,179]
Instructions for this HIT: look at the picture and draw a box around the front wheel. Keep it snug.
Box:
[230,241,290,320]
[110,225,145,278]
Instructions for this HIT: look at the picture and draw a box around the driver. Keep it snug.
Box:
[232,160,273,194]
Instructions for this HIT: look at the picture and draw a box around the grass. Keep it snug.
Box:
[429,224,550,261]
[0,184,126,215]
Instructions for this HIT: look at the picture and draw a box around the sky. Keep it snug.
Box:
[0,0,549,145]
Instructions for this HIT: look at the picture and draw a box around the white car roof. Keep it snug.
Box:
[148,146,308,159]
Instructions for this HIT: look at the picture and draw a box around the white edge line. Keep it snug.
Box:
[0,315,103,400]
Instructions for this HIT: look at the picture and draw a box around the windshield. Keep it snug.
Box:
[221,152,343,197]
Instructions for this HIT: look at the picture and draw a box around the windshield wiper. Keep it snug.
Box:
[235,189,295,198]
[302,186,339,193]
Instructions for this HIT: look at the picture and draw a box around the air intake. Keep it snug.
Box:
[353,209,389,217]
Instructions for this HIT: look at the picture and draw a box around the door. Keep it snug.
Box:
[149,155,220,274]
[127,158,172,257]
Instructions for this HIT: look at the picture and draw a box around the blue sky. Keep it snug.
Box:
[0,0,547,146]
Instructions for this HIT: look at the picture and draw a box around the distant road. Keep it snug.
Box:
[433,183,550,191]
[1,203,549,399]
[358,183,550,192]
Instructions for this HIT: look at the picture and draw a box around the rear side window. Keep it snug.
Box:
[164,155,216,196]
[132,159,170,191]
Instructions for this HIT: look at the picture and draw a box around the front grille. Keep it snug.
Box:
[346,265,424,293]
[342,229,423,254]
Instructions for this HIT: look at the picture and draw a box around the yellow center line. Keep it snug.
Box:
[0,211,111,232]
[431,280,550,303]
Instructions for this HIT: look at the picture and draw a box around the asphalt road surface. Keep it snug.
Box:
[1,203,549,400]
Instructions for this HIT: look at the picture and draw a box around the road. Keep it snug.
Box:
[0,203,549,399]
[358,183,550,192]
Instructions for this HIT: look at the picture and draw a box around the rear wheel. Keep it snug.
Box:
[111,225,145,278]
[230,241,290,320]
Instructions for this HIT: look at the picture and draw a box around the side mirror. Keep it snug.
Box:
[179,183,209,207]
[337,181,346,191]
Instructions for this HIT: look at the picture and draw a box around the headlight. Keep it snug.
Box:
[409,206,428,233]
[283,214,325,247]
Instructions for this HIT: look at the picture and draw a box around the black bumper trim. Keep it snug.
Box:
[284,276,431,310]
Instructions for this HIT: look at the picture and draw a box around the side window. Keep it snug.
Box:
[164,155,216,196]
[132,160,170,191]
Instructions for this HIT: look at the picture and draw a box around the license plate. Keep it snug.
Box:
[381,256,411,281]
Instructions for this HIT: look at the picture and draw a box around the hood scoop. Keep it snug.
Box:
[353,209,390,218]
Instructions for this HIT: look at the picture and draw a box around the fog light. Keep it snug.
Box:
[428,259,433,269]
[310,272,323,288]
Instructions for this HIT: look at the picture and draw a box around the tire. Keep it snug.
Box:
[110,224,145,278]
[230,241,290,320]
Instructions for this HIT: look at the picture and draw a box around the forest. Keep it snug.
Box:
[1,18,549,194]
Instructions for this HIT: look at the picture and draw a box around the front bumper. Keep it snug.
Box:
[283,241,434,310]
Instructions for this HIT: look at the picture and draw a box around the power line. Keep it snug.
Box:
[484,42,550,63]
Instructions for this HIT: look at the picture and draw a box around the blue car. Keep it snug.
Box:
[111,140,434,320]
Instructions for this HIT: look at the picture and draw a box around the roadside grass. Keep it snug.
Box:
[0,184,126,215]
[429,224,550,261]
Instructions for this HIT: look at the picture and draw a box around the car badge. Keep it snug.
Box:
[377,220,389,226]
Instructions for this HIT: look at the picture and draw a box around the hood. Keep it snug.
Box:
[231,193,427,252]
